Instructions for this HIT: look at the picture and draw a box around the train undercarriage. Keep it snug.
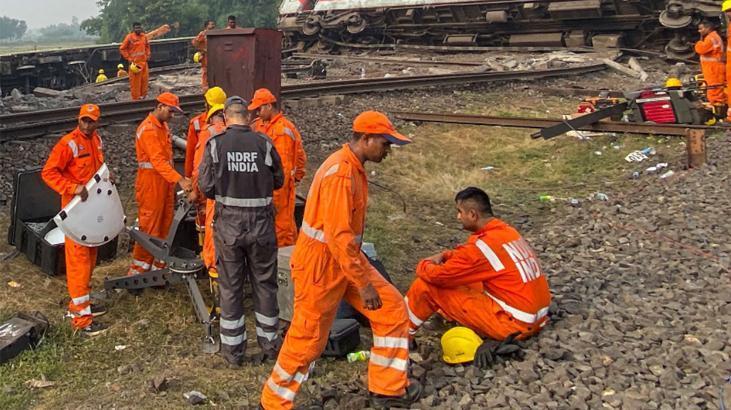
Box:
[278,0,723,58]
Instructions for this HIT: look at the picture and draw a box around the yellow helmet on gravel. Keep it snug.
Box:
[441,327,483,364]
[723,0,731,12]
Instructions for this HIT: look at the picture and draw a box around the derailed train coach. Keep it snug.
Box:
[278,0,723,58]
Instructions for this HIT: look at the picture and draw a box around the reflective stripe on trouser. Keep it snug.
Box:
[128,63,149,100]
[405,277,544,341]
[701,60,726,104]
[273,177,298,247]
[65,236,97,329]
[214,204,279,364]
[261,242,410,409]
[130,170,175,274]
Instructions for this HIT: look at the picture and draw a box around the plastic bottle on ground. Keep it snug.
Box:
[347,350,370,363]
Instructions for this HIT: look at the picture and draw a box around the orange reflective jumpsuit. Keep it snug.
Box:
[42,127,104,329]
[405,218,552,341]
[695,30,726,104]
[129,114,182,274]
[192,30,209,89]
[262,144,411,409]
[191,121,226,270]
[185,112,207,177]
[253,113,307,247]
[119,31,150,100]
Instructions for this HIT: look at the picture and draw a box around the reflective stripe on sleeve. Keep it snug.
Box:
[67,140,79,157]
[215,195,272,207]
[475,239,505,271]
[265,142,273,166]
[193,119,200,131]
[210,138,218,163]
[138,162,154,169]
[484,291,549,324]
[324,163,339,177]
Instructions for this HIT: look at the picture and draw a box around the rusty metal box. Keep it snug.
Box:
[206,28,282,102]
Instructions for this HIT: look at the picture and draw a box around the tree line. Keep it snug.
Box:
[81,0,279,43]
[0,16,27,40]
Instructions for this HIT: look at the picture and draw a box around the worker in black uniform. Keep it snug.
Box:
[198,95,285,366]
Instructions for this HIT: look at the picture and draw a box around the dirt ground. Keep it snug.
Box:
[0,64,729,409]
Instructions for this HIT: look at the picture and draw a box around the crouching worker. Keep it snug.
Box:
[198,96,284,367]
[405,187,552,365]
[41,104,110,336]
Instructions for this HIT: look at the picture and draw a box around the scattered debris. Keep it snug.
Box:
[645,163,669,173]
[481,166,495,171]
[659,170,675,179]
[7,281,21,288]
[602,58,642,79]
[538,195,555,202]
[628,57,649,82]
[184,390,208,405]
[25,377,55,389]
[149,376,169,393]
[114,345,127,351]
[594,192,609,201]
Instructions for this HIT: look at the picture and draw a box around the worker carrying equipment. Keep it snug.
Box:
[198,96,285,367]
[192,20,215,90]
[250,88,307,247]
[128,92,193,277]
[694,20,726,104]
[41,104,110,337]
[116,64,127,78]
[185,86,227,178]
[405,187,552,343]
[119,22,150,100]
[95,69,108,83]
[261,111,422,410]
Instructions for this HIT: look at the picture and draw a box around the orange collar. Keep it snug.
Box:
[341,144,365,173]
[146,113,165,129]
[72,127,96,141]
[475,218,502,236]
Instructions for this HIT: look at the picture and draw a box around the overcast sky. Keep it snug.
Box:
[0,0,100,28]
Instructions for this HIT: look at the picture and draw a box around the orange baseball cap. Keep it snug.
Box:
[352,111,412,145]
[156,92,184,113]
[248,88,277,110]
[78,104,101,121]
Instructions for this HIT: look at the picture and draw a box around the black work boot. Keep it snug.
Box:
[369,380,423,409]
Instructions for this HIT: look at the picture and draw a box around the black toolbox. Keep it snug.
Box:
[323,318,360,357]
[7,167,118,276]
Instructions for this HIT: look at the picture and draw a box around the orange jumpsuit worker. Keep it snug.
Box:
[41,104,109,336]
[261,111,422,409]
[119,22,150,100]
[694,20,726,105]
[189,104,226,275]
[116,64,127,78]
[250,88,307,247]
[405,187,552,343]
[128,92,193,276]
[185,86,226,178]
[724,0,731,119]
[192,20,216,90]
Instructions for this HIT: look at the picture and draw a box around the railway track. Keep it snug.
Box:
[0,63,606,141]
[391,111,727,137]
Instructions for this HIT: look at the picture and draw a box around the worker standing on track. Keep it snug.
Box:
[185,87,227,178]
[192,20,215,90]
[723,1,731,120]
[128,92,193,276]
[95,69,107,83]
[404,187,552,349]
[261,111,422,409]
[198,96,284,367]
[250,88,307,247]
[188,102,226,308]
[119,22,150,100]
[116,64,127,78]
[41,104,110,336]
[694,20,726,105]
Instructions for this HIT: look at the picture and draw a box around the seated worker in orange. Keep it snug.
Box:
[41,104,110,336]
[695,20,726,105]
[261,111,422,409]
[128,92,193,276]
[119,22,150,100]
[185,87,227,179]
[192,19,215,90]
[250,88,307,247]
[188,103,226,299]
[405,187,552,343]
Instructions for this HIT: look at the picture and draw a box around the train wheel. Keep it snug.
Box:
[665,34,695,60]
[346,13,367,34]
[302,16,321,36]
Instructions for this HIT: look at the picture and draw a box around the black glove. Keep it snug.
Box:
[473,332,525,369]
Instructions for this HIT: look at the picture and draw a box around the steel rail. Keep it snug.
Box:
[391,111,726,137]
[1,64,605,141]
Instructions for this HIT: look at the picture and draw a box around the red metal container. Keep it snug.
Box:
[636,90,676,124]
[206,28,282,102]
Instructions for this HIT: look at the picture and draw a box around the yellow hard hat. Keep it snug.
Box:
[665,77,682,88]
[204,86,227,106]
[193,51,202,63]
[206,104,224,121]
[723,0,731,12]
[441,327,483,364]
[129,63,141,74]
[98,69,105,74]
[117,64,124,69]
